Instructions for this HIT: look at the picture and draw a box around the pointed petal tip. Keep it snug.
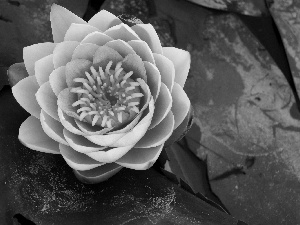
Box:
[162,47,191,87]
[12,76,41,118]
[50,3,86,43]
[74,164,123,183]
[116,144,164,170]
[19,116,61,154]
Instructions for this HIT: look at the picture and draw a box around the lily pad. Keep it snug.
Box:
[270,1,300,100]
[0,0,88,87]
[0,86,245,225]
[151,0,300,224]
[185,0,268,16]
[0,65,9,91]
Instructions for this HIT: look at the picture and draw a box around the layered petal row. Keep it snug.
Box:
[13,4,191,183]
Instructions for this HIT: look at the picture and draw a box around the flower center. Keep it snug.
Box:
[70,61,144,128]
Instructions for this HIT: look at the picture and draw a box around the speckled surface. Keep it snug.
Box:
[152,0,300,224]
[2,0,300,224]
[0,87,241,225]
[0,0,88,75]
[185,0,269,16]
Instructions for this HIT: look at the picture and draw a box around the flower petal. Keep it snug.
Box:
[131,24,163,54]
[75,120,112,135]
[149,83,172,129]
[74,163,122,183]
[135,111,174,148]
[64,23,99,42]
[50,4,87,43]
[143,61,161,101]
[23,42,56,76]
[58,108,85,135]
[122,54,147,81]
[153,53,175,92]
[116,144,164,170]
[86,145,135,163]
[104,24,140,42]
[104,39,136,58]
[49,66,67,96]
[163,47,191,88]
[71,43,99,61]
[34,54,54,86]
[88,10,122,31]
[93,46,123,69]
[128,40,155,64]
[165,105,193,148]
[63,129,106,153]
[12,76,41,118]
[107,113,142,135]
[53,41,79,69]
[85,132,126,146]
[19,116,60,154]
[65,59,92,88]
[59,143,103,171]
[36,82,59,121]
[81,31,113,45]
[40,110,69,145]
[57,88,80,119]
[172,82,191,130]
[111,98,155,147]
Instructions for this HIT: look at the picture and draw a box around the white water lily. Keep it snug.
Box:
[12,4,191,183]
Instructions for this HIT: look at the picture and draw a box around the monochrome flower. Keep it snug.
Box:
[12,4,191,183]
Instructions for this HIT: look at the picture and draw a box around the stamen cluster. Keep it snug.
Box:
[71,61,144,128]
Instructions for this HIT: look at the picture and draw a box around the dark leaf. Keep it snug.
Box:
[269,1,300,108]
[164,134,229,215]
[7,63,28,87]
[150,0,300,224]
[0,0,89,83]
[0,86,245,225]
[185,0,269,16]
[238,13,300,112]
[164,104,194,148]
[0,65,9,91]
[118,14,144,26]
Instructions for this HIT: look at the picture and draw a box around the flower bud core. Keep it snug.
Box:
[71,61,144,128]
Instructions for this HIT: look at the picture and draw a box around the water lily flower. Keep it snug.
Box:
[11,4,191,183]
